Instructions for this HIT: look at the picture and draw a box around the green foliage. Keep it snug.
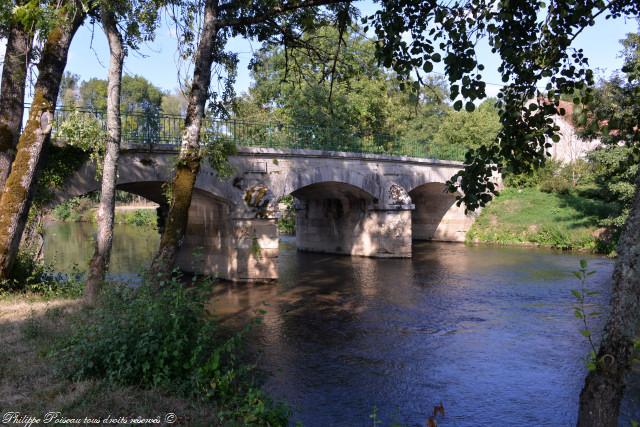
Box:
[235,25,450,153]
[203,139,237,178]
[77,78,108,112]
[539,174,572,195]
[10,0,57,37]
[0,250,83,298]
[52,199,77,222]
[433,100,500,152]
[56,111,107,176]
[572,260,601,372]
[55,278,288,425]
[277,195,296,235]
[504,159,593,195]
[586,145,637,239]
[52,197,95,222]
[115,209,156,227]
[76,74,164,113]
[58,72,81,108]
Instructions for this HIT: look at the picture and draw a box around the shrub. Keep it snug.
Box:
[55,277,288,425]
[539,174,572,194]
[0,250,83,298]
[505,159,585,195]
[277,195,296,235]
[52,199,79,221]
[115,209,156,227]
[52,196,96,222]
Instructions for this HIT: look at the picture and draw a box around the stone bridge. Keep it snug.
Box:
[58,146,482,281]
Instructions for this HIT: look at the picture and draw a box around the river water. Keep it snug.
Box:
[44,222,639,426]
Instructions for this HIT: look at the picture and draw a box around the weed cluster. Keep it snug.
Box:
[54,277,289,426]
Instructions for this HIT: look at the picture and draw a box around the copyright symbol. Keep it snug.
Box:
[165,413,177,424]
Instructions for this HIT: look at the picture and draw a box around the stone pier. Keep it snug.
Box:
[175,186,280,281]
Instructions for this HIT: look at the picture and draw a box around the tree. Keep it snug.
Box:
[433,100,500,151]
[0,0,87,280]
[0,1,41,191]
[78,74,164,113]
[576,29,640,243]
[150,0,358,278]
[235,26,449,147]
[367,1,639,425]
[85,0,164,305]
[79,77,109,111]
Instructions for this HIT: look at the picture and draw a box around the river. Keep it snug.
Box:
[43,222,639,426]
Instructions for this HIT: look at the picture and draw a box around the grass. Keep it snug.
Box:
[468,187,613,252]
[0,296,219,425]
[52,200,156,227]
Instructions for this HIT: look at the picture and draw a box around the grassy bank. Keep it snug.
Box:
[0,296,220,425]
[52,198,157,227]
[468,187,613,253]
[0,278,289,426]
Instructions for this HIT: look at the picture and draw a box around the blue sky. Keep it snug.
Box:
[3,2,638,100]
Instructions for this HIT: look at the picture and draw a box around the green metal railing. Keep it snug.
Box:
[28,106,466,161]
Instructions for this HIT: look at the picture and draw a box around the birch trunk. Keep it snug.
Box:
[150,0,219,279]
[577,172,640,426]
[0,7,84,279]
[0,15,33,191]
[84,9,125,305]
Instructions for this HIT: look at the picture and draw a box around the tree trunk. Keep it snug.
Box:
[84,9,125,306]
[0,14,33,191]
[0,7,85,279]
[577,172,640,427]
[149,0,219,280]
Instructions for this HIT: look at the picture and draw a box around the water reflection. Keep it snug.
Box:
[43,222,158,279]
[43,225,637,426]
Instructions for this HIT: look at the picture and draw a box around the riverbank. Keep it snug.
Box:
[50,200,157,227]
[0,295,218,425]
[468,187,614,253]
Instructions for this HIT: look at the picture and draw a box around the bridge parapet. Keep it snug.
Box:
[39,106,467,161]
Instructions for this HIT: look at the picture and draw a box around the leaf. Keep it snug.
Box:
[453,100,463,111]
[580,329,592,337]
[465,101,475,112]
[580,259,588,269]
[423,61,434,73]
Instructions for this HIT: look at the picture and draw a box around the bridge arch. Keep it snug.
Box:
[290,180,410,257]
[408,182,473,242]
[282,165,384,203]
